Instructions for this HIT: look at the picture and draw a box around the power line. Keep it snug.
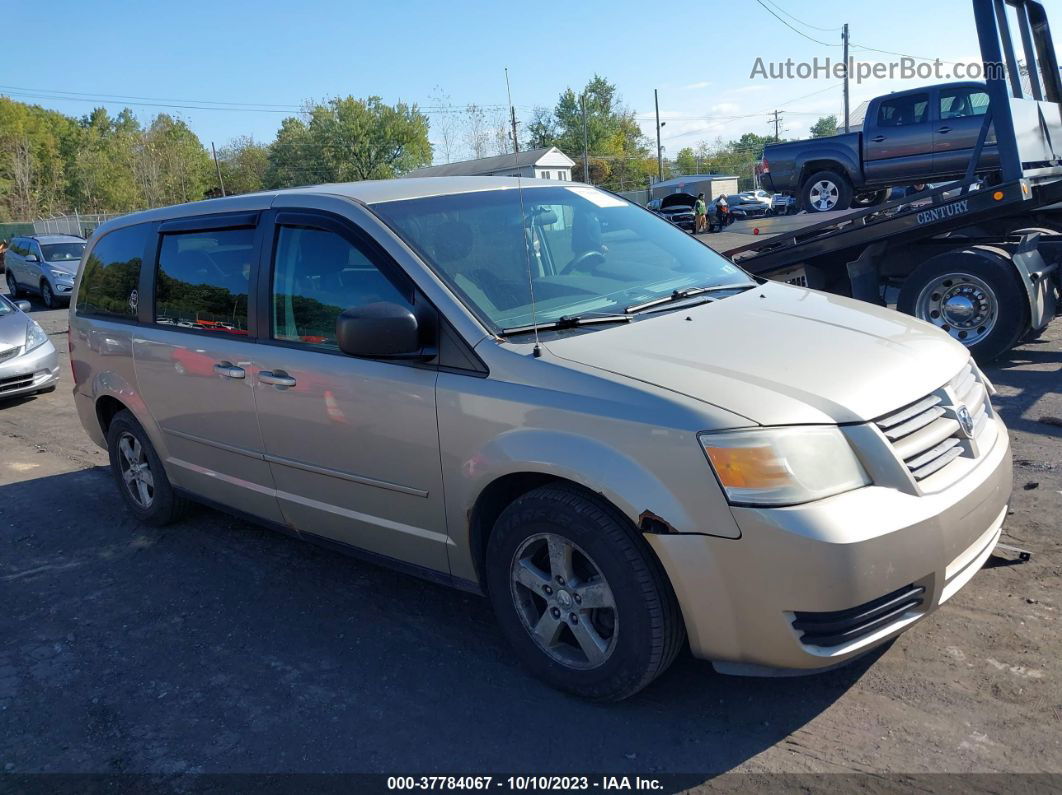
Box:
[753,0,836,47]
[760,0,841,32]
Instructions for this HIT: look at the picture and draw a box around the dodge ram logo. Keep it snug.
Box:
[957,405,975,438]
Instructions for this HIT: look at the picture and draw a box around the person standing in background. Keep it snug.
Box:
[0,240,8,274]
[693,193,707,233]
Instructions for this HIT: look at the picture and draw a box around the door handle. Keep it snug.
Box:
[214,362,245,379]
[259,370,297,388]
[871,135,886,142]
[937,126,952,133]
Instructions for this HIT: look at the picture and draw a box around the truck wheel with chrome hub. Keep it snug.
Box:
[106,409,188,526]
[486,484,684,701]
[898,246,1028,362]
[800,169,853,213]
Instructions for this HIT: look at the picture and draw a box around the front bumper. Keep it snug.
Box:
[648,415,1012,673]
[47,275,75,302]
[0,340,59,399]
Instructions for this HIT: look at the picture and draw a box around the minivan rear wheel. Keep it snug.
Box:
[106,410,187,526]
[485,484,684,701]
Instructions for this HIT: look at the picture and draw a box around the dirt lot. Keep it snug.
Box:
[1,289,1059,781]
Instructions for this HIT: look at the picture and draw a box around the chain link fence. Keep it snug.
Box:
[31,213,122,238]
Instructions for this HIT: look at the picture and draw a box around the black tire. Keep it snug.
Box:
[40,281,55,309]
[800,169,853,213]
[897,246,1029,362]
[485,484,684,701]
[106,409,187,526]
[6,270,21,298]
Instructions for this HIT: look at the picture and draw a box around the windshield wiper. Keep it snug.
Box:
[624,283,756,314]
[501,313,633,336]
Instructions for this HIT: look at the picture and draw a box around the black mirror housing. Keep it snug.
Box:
[336,301,426,358]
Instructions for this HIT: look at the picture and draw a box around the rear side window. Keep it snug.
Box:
[876,93,929,127]
[154,228,254,335]
[75,224,151,319]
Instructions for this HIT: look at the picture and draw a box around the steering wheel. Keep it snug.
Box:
[561,249,606,275]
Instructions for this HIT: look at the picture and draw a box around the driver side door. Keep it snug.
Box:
[251,207,449,573]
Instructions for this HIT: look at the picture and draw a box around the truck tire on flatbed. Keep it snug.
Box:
[897,246,1028,362]
[800,169,853,213]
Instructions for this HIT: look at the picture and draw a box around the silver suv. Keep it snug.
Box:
[70,178,1012,700]
[6,234,86,308]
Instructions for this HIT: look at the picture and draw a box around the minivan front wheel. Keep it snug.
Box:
[486,484,684,701]
[106,410,187,525]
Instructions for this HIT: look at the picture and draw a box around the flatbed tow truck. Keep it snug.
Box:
[702,0,1062,361]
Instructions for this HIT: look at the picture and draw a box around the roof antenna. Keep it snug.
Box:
[506,67,542,358]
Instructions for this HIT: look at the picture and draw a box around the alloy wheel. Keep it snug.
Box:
[41,282,54,309]
[118,432,155,508]
[809,180,840,211]
[509,533,618,670]
[914,272,998,346]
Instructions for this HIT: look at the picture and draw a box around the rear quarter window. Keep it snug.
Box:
[75,224,152,320]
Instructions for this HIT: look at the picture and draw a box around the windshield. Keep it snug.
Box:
[372,186,752,332]
[41,242,85,262]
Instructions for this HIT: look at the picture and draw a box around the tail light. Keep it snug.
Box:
[758,157,769,174]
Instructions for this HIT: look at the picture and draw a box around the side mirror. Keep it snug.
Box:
[25,254,38,263]
[336,301,428,359]
[16,300,31,312]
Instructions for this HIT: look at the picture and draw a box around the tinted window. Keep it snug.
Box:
[877,94,929,127]
[75,224,151,319]
[155,228,254,335]
[272,225,410,348]
[940,89,989,120]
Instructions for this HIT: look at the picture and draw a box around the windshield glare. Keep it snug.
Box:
[372,186,751,331]
[41,242,85,262]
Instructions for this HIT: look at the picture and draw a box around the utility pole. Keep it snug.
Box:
[842,23,850,133]
[211,142,226,197]
[510,106,520,154]
[654,89,663,181]
[769,110,784,142]
[581,92,590,183]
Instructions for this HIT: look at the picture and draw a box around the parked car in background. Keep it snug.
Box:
[71,178,1012,701]
[5,234,87,308]
[738,190,773,208]
[771,193,797,215]
[0,293,59,400]
[719,194,770,221]
[757,82,998,212]
[647,192,697,232]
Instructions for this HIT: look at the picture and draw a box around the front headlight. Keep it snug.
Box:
[699,426,870,506]
[24,320,49,353]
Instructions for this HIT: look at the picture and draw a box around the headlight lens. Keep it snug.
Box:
[699,426,870,506]
[24,320,49,353]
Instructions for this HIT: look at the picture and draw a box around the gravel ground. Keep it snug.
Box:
[1,289,1059,781]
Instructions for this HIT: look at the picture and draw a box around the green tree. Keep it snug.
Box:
[217,136,269,195]
[674,147,697,175]
[810,115,838,138]
[267,96,431,187]
[526,75,652,191]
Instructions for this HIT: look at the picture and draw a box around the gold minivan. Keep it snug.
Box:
[70,178,1012,700]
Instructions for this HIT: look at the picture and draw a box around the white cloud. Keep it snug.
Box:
[710,102,740,115]
[681,80,712,90]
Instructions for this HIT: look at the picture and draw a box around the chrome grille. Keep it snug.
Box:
[874,360,991,483]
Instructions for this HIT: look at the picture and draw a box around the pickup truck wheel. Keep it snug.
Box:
[485,484,684,701]
[897,247,1028,361]
[800,170,853,212]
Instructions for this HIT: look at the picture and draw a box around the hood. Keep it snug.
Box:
[0,308,30,351]
[43,260,79,277]
[661,192,697,209]
[545,282,969,425]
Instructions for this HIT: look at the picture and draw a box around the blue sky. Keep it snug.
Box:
[3,0,1050,160]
